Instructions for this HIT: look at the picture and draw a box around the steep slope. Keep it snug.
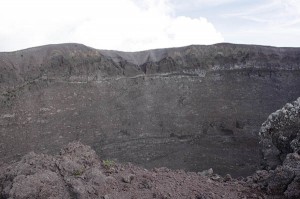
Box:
[0,43,300,177]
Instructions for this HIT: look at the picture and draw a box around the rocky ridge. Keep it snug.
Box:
[1,43,300,94]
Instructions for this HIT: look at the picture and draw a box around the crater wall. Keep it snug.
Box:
[1,43,300,177]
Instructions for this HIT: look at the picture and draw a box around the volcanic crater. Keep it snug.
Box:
[0,43,300,180]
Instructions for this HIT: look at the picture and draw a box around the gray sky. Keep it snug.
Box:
[1,0,300,52]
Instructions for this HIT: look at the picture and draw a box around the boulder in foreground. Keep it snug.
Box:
[0,142,265,199]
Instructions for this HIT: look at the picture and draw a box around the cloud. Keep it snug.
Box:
[223,0,300,27]
[170,0,237,9]
[0,0,223,52]
[276,0,300,15]
[219,0,300,47]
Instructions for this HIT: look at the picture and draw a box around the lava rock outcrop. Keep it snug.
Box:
[249,97,300,198]
[0,142,266,199]
[260,97,300,169]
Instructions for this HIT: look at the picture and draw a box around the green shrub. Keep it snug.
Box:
[102,159,115,169]
[73,169,83,176]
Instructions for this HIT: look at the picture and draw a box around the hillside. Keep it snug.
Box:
[0,43,300,178]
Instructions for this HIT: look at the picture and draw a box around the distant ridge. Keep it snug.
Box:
[1,43,300,90]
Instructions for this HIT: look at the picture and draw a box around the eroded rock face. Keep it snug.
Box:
[250,98,300,198]
[0,142,266,199]
[1,43,300,177]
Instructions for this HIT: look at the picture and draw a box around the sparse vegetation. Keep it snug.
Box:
[73,169,84,177]
[102,159,115,169]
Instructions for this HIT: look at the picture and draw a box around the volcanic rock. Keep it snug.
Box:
[0,142,266,199]
[1,43,300,177]
[251,97,300,198]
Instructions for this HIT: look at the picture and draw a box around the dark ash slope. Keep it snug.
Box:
[0,43,300,177]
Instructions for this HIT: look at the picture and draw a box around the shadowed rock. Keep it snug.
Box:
[259,97,300,169]
[249,98,300,198]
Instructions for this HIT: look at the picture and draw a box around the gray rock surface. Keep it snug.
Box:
[0,142,108,199]
[0,142,266,199]
[259,97,300,169]
[248,98,300,198]
[1,43,300,177]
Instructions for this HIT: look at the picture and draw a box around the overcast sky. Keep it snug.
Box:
[1,0,300,52]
